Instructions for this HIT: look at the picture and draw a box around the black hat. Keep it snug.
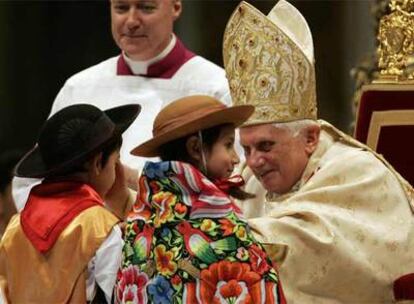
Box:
[15,103,141,178]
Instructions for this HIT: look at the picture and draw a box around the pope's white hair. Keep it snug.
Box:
[272,119,319,137]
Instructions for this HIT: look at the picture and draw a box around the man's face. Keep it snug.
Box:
[240,124,314,194]
[111,0,182,61]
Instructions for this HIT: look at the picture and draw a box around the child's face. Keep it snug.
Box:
[95,148,121,198]
[205,125,240,180]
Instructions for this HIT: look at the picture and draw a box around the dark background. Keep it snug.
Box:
[0,0,376,153]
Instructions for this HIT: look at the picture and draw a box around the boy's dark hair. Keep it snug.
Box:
[159,124,254,200]
[47,136,123,179]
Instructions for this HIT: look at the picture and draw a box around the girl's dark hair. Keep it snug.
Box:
[159,124,255,201]
[159,124,225,163]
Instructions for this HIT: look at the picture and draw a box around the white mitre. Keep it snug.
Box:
[267,0,314,64]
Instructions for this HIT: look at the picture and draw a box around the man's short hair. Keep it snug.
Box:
[273,119,319,137]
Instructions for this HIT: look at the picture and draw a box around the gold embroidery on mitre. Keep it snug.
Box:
[223,1,317,125]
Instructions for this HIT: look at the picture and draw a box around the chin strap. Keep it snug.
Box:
[213,174,245,193]
[198,130,208,175]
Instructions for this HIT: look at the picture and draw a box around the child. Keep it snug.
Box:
[0,103,140,303]
[115,95,286,303]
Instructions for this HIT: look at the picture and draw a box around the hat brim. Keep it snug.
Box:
[131,105,254,157]
[14,104,141,178]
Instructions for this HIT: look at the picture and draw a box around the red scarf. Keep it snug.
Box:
[21,181,103,253]
[213,174,245,193]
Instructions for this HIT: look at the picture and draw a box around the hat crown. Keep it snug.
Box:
[131,95,254,157]
[223,0,317,125]
[153,95,226,137]
[38,104,115,170]
[15,103,140,178]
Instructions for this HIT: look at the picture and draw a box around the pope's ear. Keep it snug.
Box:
[304,124,320,155]
[185,135,202,162]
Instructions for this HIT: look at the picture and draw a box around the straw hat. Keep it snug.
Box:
[15,104,141,178]
[131,95,254,157]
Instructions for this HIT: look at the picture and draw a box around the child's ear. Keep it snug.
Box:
[186,136,202,162]
[89,152,104,176]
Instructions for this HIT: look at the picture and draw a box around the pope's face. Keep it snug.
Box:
[111,0,182,61]
[240,123,316,195]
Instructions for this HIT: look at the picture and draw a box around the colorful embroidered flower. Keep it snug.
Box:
[194,260,267,303]
[235,225,247,241]
[200,219,217,234]
[129,195,151,222]
[154,244,177,277]
[174,203,187,218]
[153,191,176,227]
[145,161,170,179]
[236,247,249,261]
[219,218,236,236]
[115,265,148,304]
[160,227,172,240]
[219,279,243,300]
[248,244,271,275]
[148,276,174,304]
[170,274,182,290]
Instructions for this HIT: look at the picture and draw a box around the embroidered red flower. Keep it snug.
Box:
[154,244,177,277]
[199,260,263,303]
[218,218,236,236]
[219,279,243,298]
[115,265,148,304]
[171,274,182,289]
[174,203,187,217]
[248,244,271,275]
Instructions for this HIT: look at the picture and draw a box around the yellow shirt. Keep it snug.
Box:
[0,206,118,303]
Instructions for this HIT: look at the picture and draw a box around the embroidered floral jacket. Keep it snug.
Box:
[115,161,286,304]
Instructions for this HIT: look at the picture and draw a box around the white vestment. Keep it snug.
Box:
[51,55,230,170]
[238,120,414,303]
[13,40,230,211]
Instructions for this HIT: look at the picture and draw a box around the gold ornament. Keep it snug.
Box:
[377,0,414,82]
[223,1,317,126]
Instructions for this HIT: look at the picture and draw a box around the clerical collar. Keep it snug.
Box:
[117,35,195,79]
[123,34,176,75]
